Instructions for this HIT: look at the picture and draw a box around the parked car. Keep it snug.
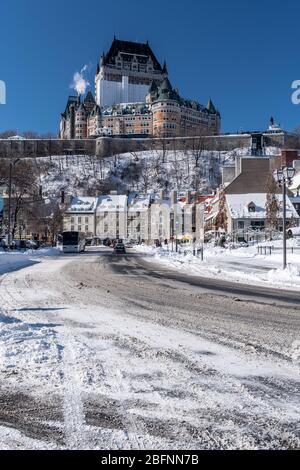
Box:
[26,240,39,250]
[13,239,28,251]
[114,242,126,254]
[103,238,112,247]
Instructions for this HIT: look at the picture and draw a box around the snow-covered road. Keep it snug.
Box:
[0,248,299,449]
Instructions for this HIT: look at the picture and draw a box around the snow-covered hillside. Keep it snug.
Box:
[27,147,279,200]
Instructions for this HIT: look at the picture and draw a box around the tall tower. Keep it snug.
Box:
[95,38,167,108]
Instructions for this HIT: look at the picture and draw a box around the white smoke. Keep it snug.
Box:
[70,65,90,95]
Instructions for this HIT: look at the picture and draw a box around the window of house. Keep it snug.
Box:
[250,220,265,230]
[78,225,82,232]
[238,221,245,229]
[78,217,82,223]
[85,217,89,223]
[85,226,89,232]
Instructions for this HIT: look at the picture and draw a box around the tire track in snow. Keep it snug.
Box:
[59,331,89,449]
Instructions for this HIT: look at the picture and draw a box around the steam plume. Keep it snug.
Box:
[70,65,90,95]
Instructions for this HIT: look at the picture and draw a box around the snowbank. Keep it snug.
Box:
[0,248,60,275]
[136,240,300,291]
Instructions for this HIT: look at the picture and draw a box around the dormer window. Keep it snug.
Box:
[248,202,256,213]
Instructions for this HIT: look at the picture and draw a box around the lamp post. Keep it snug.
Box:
[7,158,20,250]
[273,166,295,269]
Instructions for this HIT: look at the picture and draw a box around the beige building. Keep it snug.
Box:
[63,197,97,236]
[62,191,207,243]
[127,193,152,242]
[96,194,128,240]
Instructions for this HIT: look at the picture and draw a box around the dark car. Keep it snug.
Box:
[114,242,126,254]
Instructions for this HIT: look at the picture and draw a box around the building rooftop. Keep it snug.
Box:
[104,38,163,71]
[226,193,299,219]
[67,197,98,213]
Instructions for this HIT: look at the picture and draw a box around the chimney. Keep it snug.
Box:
[186,190,192,204]
[281,150,299,167]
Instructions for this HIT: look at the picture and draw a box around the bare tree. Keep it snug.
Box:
[190,135,205,168]
[265,173,280,231]
[0,130,18,138]
[215,189,228,232]
[0,160,39,238]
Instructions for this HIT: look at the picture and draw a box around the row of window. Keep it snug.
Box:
[71,225,89,232]
[71,217,90,224]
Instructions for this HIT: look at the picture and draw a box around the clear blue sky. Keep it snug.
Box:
[1,0,300,135]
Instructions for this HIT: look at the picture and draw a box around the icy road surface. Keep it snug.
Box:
[0,247,299,450]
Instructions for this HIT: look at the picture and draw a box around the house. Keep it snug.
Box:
[226,193,298,232]
[206,157,299,234]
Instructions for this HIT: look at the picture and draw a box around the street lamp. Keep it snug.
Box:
[273,165,296,269]
[7,158,20,250]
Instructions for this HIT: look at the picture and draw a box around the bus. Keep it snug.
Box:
[59,231,86,253]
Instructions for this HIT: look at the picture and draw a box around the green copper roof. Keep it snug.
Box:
[206,98,217,114]
[155,77,181,102]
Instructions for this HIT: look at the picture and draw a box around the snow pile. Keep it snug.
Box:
[137,239,300,291]
[0,314,62,387]
[267,264,300,288]
[0,248,60,275]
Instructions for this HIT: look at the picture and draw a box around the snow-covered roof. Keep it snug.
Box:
[7,135,24,140]
[128,193,151,212]
[290,173,300,191]
[97,194,127,212]
[226,193,299,219]
[67,197,97,213]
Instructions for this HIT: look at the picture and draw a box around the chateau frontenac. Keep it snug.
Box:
[60,38,221,139]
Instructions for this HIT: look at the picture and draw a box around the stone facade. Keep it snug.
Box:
[60,92,101,139]
[2,132,300,160]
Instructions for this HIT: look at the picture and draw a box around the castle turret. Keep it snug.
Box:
[206,98,217,114]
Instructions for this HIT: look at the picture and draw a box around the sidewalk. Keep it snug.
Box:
[136,240,300,292]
